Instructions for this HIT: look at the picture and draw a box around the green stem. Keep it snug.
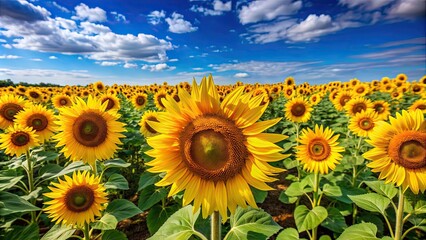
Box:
[295,123,301,181]
[394,187,405,240]
[383,214,395,239]
[211,211,221,240]
[311,172,320,240]
[84,222,90,240]
[401,226,419,240]
[26,150,36,223]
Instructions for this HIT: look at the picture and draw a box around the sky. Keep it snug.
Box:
[0,0,425,86]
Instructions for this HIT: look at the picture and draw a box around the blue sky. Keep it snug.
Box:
[0,0,425,86]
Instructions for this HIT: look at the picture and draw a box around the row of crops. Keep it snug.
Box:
[0,73,425,240]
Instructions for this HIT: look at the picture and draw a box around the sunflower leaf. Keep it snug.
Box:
[294,205,328,233]
[364,181,398,199]
[146,204,179,235]
[321,207,347,233]
[336,223,379,240]
[0,191,40,216]
[92,213,118,230]
[48,161,90,179]
[138,185,168,211]
[102,230,128,240]
[224,206,281,240]
[106,199,142,222]
[4,222,39,240]
[276,228,299,240]
[103,158,131,169]
[41,224,76,240]
[105,173,129,190]
[0,174,23,191]
[138,171,161,191]
[349,193,390,214]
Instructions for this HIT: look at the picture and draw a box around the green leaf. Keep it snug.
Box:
[102,230,128,240]
[37,164,63,180]
[322,184,342,197]
[147,204,179,235]
[279,191,298,204]
[414,200,426,214]
[251,187,268,203]
[276,228,299,240]
[33,150,60,162]
[337,223,379,240]
[0,191,40,216]
[358,214,384,235]
[48,161,90,179]
[0,174,23,191]
[138,171,161,191]
[224,206,281,240]
[105,173,129,190]
[285,182,306,197]
[364,181,398,199]
[321,207,347,233]
[349,193,390,214]
[41,224,76,240]
[103,158,131,169]
[294,205,328,233]
[283,158,298,169]
[334,186,366,204]
[319,235,332,240]
[106,199,142,222]
[4,223,39,240]
[148,205,203,240]
[138,185,168,211]
[92,213,118,230]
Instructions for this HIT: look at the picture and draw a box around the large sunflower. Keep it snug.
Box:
[54,95,126,166]
[145,76,287,220]
[44,171,108,227]
[14,105,57,142]
[0,124,40,157]
[0,94,28,129]
[284,97,313,123]
[295,125,344,174]
[363,109,426,194]
[348,110,379,138]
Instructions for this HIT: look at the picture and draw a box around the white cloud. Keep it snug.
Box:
[30,58,42,61]
[0,39,6,43]
[124,62,138,68]
[52,1,70,13]
[387,0,426,18]
[80,21,111,34]
[165,12,198,33]
[286,14,341,42]
[55,17,77,30]
[214,0,232,11]
[2,44,12,49]
[192,67,203,71]
[147,10,166,25]
[111,11,127,23]
[353,46,424,59]
[49,56,58,59]
[378,37,426,47]
[78,56,83,60]
[339,0,393,11]
[169,58,179,62]
[191,0,232,16]
[234,72,249,78]
[238,0,302,25]
[141,63,176,72]
[72,3,107,22]
[0,55,21,59]
[166,35,172,40]
[0,0,50,22]
[97,61,120,66]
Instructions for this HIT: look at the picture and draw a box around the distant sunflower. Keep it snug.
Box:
[344,97,373,116]
[409,99,426,113]
[0,94,28,129]
[332,91,353,111]
[93,81,106,93]
[26,88,43,103]
[54,96,126,166]
[52,94,73,109]
[391,91,403,100]
[14,105,57,142]
[154,90,168,110]
[296,125,344,174]
[309,93,322,105]
[353,84,369,97]
[131,93,148,110]
[348,110,379,138]
[363,109,426,194]
[283,87,295,99]
[99,94,120,111]
[139,110,160,138]
[0,124,40,157]
[284,77,295,86]
[372,100,390,120]
[44,171,108,227]
[284,97,313,123]
[146,76,287,220]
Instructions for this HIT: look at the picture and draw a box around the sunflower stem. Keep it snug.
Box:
[211,211,221,240]
[311,172,320,240]
[294,122,301,181]
[26,150,36,223]
[394,187,405,240]
[84,222,90,240]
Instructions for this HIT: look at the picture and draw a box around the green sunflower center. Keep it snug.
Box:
[65,186,95,213]
[11,132,30,147]
[73,112,108,147]
[291,103,306,117]
[27,113,48,131]
[191,130,228,170]
[389,131,426,169]
[0,103,23,121]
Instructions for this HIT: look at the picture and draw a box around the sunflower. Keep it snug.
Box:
[284,97,313,123]
[295,125,344,174]
[348,110,379,138]
[363,109,426,194]
[131,93,148,110]
[344,97,373,117]
[154,90,168,110]
[52,94,73,109]
[14,105,57,142]
[93,81,106,93]
[409,99,426,113]
[0,94,28,129]
[284,76,295,86]
[0,124,40,157]
[283,86,295,99]
[332,91,353,111]
[44,171,108,227]
[139,110,160,138]
[372,100,390,120]
[99,94,121,111]
[54,95,126,166]
[145,76,287,220]
[353,84,369,97]
[26,88,43,103]
[309,93,322,105]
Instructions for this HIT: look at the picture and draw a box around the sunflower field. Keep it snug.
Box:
[0,74,425,240]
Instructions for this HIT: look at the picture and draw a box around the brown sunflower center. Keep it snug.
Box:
[179,114,247,181]
[352,102,367,114]
[156,94,167,108]
[417,104,426,110]
[65,186,95,213]
[308,138,331,161]
[59,98,68,106]
[26,113,48,131]
[0,103,23,121]
[73,112,108,147]
[145,116,159,134]
[359,118,374,131]
[11,132,30,146]
[388,131,426,169]
[339,95,351,107]
[356,87,365,93]
[136,96,145,106]
[102,98,115,110]
[291,103,306,117]
[29,91,40,99]
[374,104,384,113]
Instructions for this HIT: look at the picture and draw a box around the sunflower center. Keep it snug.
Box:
[145,116,159,134]
[308,138,331,161]
[417,104,426,110]
[352,103,366,114]
[11,132,30,146]
[59,99,68,106]
[356,87,364,93]
[65,186,95,212]
[374,104,384,113]
[73,112,108,147]
[180,114,247,181]
[136,96,145,105]
[339,95,351,107]
[291,103,306,117]
[27,113,48,131]
[359,118,374,131]
[0,103,23,121]
[102,98,115,110]
[388,131,426,169]
[30,91,39,98]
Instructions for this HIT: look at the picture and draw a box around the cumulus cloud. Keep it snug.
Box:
[52,1,70,13]
[234,72,249,78]
[141,63,176,71]
[387,0,426,18]
[49,56,57,59]
[72,3,107,22]
[165,12,198,33]
[191,0,231,16]
[238,0,302,25]
[147,10,166,25]
[124,62,138,68]
[111,11,127,23]
[0,0,49,22]
[286,14,341,42]
[97,61,120,66]
[80,21,111,34]
[0,55,21,59]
